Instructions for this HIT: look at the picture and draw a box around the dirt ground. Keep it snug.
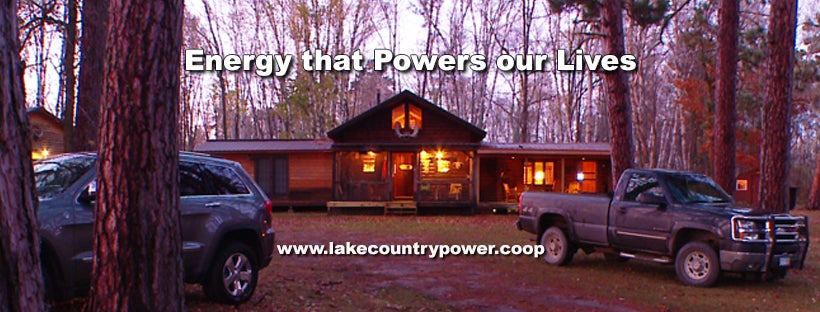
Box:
[184,213,650,311]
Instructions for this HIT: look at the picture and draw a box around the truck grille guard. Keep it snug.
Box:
[732,215,809,271]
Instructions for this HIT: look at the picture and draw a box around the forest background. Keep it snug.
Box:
[17,0,820,204]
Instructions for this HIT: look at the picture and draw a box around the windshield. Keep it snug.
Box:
[34,154,96,199]
[665,174,732,204]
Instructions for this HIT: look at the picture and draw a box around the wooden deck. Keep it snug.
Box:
[476,201,518,214]
[327,201,418,215]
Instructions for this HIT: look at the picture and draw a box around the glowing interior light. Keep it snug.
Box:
[534,171,544,184]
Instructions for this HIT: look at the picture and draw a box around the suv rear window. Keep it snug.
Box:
[180,161,250,196]
[34,154,96,199]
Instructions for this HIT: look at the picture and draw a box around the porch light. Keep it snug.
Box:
[41,148,50,158]
[576,172,584,182]
[435,151,443,159]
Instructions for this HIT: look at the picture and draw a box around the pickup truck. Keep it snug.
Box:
[516,168,809,286]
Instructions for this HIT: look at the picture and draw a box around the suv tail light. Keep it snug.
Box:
[264,200,273,218]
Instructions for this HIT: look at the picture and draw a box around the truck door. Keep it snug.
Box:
[609,172,673,254]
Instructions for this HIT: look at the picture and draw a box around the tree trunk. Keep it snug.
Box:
[89,0,184,310]
[201,2,228,139]
[601,0,635,184]
[62,0,78,152]
[74,0,109,151]
[0,1,46,311]
[713,0,739,195]
[519,0,533,143]
[808,153,820,210]
[759,0,797,213]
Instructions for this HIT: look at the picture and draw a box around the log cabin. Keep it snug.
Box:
[196,90,614,214]
[28,106,65,160]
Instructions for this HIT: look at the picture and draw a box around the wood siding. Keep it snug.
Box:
[217,153,256,179]
[289,152,333,189]
[29,113,65,155]
[214,152,333,205]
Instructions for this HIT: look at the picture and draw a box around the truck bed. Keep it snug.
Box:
[519,191,611,246]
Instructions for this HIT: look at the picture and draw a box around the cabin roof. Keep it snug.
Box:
[195,139,333,153]
[326,90,486,142]
[478,142,611,156]
[27,106,63,128]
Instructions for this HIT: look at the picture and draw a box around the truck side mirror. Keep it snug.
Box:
[637,192,667,208]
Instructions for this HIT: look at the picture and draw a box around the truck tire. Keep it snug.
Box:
[204,241,259,304]
[675,241,720,287]
[541,226,575,266]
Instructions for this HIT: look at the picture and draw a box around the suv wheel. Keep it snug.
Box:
[205,242,259,304]
[675,241,719,287]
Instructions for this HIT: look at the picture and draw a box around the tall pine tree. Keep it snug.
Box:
[0,1,46,310]
[713,0,740,195]
[89,0,185,310]
[759,0,798,213]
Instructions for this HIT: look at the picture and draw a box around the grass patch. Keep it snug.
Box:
[261,210,819,311]
[60,209,820,311]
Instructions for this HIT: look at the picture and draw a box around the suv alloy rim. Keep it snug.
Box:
[222,252,253,297]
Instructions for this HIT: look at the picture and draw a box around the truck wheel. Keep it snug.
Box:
[541,226,575,266]
[204,242,259,304]
[675,241,720,287]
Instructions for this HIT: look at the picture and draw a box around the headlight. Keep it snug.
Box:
[733,218,766,241]
[797,217,809,241]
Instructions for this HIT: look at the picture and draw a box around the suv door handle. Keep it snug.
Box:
[205,202,221,208]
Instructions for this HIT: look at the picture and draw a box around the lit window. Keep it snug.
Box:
[392,103,422,130]
[437,159,450,173]
[32,148,50,160]
[420,150,470,177]
[524,161,554,186]
[363,152,376,173]
[736,180,748,191]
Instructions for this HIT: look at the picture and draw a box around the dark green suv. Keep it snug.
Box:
[35,152,275,304]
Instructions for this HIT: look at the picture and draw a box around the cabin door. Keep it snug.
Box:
[392,153,415,199]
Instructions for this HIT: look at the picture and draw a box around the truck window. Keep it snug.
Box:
[665,175,731,204]
[623,173,660,202]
